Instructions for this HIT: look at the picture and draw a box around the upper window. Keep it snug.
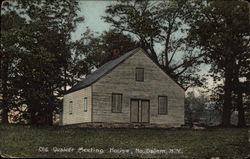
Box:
[158,96,168,115]
[84,97,88,112]
[136,68,144,81]
[69,101,73,114]
[112,93,122,113]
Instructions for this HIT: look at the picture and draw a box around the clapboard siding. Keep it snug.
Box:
[62,86,92,125]
[92,49,184,126]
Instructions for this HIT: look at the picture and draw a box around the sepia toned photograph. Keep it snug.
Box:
[0,0,249,158]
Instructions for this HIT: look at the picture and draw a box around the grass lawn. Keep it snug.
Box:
[0,124,249,158]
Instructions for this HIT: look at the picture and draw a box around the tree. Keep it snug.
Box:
[1,6,27,123]
[187,0,249,127]
[1,0,84,124]
[103,0,204,90]
[185,92,209,124]
[92,29,140,67]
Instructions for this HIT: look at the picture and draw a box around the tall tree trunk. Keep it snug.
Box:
[164,23,173,73]
[2,107,9,124]
[234,67,246,127]
[45,110,53,125]
[1,54,9,124]
[64,66,67,93]
[221,66,233,127]
[30,110,36,124]
[47,90,54,125]
[29,100,38,124]
[48,111,53,125]
[2,82,9,123]
[237,89,245,127]
[233,62,246,127]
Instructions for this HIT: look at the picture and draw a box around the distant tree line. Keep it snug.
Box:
[0,0,249,127]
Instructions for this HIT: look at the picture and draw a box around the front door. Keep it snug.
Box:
[130,99,150,123]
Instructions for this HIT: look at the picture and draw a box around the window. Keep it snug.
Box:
[136,68,144,81]
[84,97,87,112]
[69,101,73,114]
[158,96,168,114]
[112,93,122,113]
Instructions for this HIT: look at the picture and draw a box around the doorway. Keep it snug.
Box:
[130,99,150,123]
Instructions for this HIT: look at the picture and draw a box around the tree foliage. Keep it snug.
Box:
[103,0,204,90]
[185,92,209,124]
[1,9,27,123]
[1,0,84,124]
[187,0,249,127]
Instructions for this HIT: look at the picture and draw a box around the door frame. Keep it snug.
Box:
[130,98,150,123]
[130,99,139,123]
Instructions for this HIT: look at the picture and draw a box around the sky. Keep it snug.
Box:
[71,1,112,41]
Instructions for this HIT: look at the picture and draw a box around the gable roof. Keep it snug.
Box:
[65,47,184,95]
[65,48,140,94]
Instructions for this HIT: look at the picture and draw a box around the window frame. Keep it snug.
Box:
[111,93,123,113]
[135,67,144,82]
[83,97,88,112]
[158,96,168,115]
[69,101,73,115]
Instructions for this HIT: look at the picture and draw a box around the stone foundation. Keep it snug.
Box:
[63,122,183,129]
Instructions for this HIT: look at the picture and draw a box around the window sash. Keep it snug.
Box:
[69,101,73,114]
[136,68,144,81]
[158,96,168,114]
[84,97,87,112]
[112,93,122,113]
